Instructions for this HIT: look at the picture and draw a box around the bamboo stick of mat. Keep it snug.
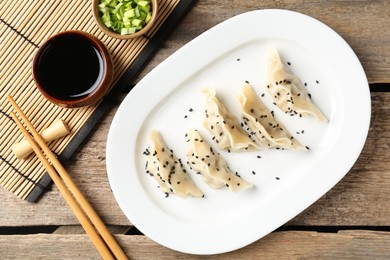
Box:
[7,96,128,260]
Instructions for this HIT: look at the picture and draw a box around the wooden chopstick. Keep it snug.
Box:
[7,96,128,260]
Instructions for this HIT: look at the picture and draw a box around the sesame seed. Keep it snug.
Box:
[252,171,256,175]
[287,62,291,65]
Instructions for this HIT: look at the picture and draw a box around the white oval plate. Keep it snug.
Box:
[106,9,370,255]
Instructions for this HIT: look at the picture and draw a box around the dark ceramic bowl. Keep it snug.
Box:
[32,30,113,108]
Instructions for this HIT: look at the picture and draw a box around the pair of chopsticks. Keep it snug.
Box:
[7,96,128,260]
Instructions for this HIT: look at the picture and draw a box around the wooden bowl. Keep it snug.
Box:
[32,30,114,108]
[92,0,158,40]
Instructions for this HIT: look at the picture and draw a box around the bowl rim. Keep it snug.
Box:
[92,0,158,40]
[32,30,114,108]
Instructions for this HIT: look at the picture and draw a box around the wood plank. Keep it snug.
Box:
[0,91,388,226]
[135,0,390,84]
[1,230,390,259]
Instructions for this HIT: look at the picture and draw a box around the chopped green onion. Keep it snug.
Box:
[98,0,153,36]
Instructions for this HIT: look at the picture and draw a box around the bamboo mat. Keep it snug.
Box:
[0,0,194,202]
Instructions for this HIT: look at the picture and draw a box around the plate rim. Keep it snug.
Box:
[106,8,371,255]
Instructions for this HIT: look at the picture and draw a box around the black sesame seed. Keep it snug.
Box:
[252,171,256,175]
[305,146,310,150]
[316,80,319,84]
[189,108,193,112]
[245,80,249,84]
[257,155,261,159]
[287,61,291,66]
[275,177,280,180]
[237,58,240,61]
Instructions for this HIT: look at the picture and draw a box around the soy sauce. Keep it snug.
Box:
[35,34,103,101]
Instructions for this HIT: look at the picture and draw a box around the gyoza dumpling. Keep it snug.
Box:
[186,129,253,192]
[266,48,327,121]
[145,130,203,198]
[238,83,303,150]
[202,88,258,151]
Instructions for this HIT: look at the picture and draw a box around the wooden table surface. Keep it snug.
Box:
[1,1,390,259]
